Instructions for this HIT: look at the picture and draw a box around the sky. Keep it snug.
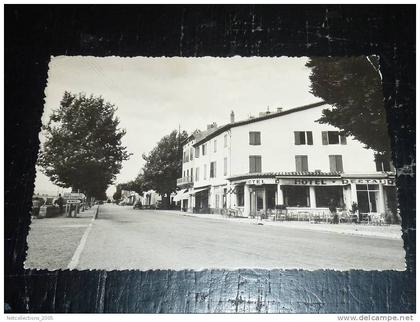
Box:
[34,56,320,197]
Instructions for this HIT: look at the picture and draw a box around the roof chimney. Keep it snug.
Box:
[230,110,235,123]
[207,122,217,130]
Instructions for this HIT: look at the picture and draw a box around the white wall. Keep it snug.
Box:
[187,131,231,188]
[230,104,378,175]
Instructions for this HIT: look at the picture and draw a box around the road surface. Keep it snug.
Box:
[74,204,405,271]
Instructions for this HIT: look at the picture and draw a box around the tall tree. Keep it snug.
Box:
[38,92,131,199]
[306,56,391,160]
[142,130,188,207]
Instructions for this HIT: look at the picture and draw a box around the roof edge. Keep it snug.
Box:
[192,101,327,147]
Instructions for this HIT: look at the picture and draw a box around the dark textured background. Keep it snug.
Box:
[4,5,416,313]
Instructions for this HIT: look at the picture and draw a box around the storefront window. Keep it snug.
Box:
[236,185,244,206]
[315,186,344,208]
[256,191,264,210]
[266,186,276,209]
[356,184,379,213]
[283,186,309,207]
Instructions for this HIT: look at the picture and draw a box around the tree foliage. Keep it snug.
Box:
[306,56,391,158]
[141,130,188,206]
[38,92,131,199]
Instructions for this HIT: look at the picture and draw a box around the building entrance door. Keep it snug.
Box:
[250,188,264,216]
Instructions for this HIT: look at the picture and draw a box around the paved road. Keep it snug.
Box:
[75,204,405,271]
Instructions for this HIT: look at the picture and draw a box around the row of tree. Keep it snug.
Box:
[39,56,390,202]
[112,129,188,206]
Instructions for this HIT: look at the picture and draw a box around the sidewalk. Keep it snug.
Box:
[158,210,402,240]
[25,206,98,270]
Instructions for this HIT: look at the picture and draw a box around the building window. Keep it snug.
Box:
[224,134,228,147]
[195,146,200,158]
[375,159,391,172]
[202,143,207,156]
[315,186,344,208]
[374,154,392,172]
[215,194,220,209]
[210,161,217,178]
[190,147,194,160]
[322,131,347,145]
[295,155,308,172]
[214,139,217,152]
[249,131,261,145]
[195,167,200,181]
[283,186,309,207]
[183,170,186,178]
[204,164,207,180]
[186,169,189,178]
[294,131,313,145]
[223,157,228,176]
[249,155,262,173]
[183,151,189,163]
[356,184,379,213]
[329,155,343,172]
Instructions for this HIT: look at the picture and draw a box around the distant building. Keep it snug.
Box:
[175,102,396,218]
[143,190,162,207]
[120,189,162,207]
[121,190,139,205]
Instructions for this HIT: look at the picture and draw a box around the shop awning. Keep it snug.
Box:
[191,187,210,195]
[173,189,189,202]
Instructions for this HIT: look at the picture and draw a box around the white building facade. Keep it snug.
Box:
[176,102,396,218]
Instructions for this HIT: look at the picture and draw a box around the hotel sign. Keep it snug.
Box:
[280,178,395,186]
[342,178,395,185]
[246,178,278,185]
[245,178,395,186]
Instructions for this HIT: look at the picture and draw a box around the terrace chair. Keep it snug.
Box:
[370,213,385,226]
[360,213,371,224]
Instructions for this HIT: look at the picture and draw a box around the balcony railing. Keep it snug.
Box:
[177,176,193,186]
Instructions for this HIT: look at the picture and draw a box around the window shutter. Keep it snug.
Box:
[306,131,313,145]
[295,156,302,172]
[329,155,336,172]
[249,156,255,172]
[256,156,262,172]
[375,159,382,171]
[322,131,328,145]
[340,134,347,145]
[256,132,261,145]
[336,156,343,172]
[302,156,308,171]
[249,132,254,145]
[300,132,306,145]
[294,132,300,145]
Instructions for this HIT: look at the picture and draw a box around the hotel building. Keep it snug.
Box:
[175,102,396,218]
